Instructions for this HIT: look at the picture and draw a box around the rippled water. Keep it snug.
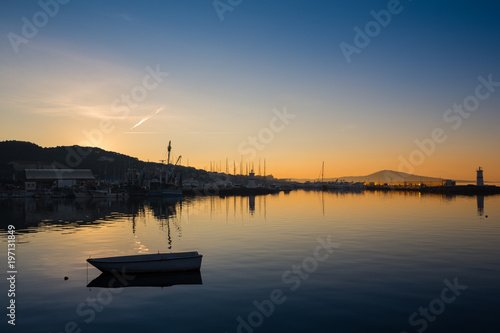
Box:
[0,190,499,332]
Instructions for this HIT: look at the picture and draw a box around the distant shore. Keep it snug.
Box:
[364,185,500,196]
[181,187,283,197]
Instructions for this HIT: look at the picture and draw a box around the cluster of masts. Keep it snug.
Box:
[159,141,267,177]
[208,158,266,177]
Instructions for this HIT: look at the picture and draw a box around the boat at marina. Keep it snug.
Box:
[148,181,182,197]
[147,141,183,198]
[87,251,203,273]
[89,187,108,198]
[161,188,182,197]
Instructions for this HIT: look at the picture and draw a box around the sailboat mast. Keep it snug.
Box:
[264,159,266,180]
[322,161,324,183]
[167,140,171,165]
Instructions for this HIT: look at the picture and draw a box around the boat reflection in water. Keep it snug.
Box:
[87,270,203,288]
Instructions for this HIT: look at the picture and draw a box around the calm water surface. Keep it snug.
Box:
[0,190,499,332]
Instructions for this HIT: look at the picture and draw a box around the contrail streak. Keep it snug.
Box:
[130,106,164,130]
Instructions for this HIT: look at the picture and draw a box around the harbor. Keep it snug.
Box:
[1,1,500,331]
[1,149,498,199]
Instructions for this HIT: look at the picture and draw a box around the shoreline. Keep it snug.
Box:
[364,185,500,196]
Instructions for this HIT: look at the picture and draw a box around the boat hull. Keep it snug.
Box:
[87,252,202,274]
[148,189,182,198]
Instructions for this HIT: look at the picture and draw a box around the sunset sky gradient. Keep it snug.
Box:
[1,0,499,180]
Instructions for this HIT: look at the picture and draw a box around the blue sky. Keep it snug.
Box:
[1,0,499,179]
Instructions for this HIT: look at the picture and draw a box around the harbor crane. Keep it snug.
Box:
[167,140,172,165]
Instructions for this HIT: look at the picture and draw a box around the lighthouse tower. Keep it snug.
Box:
[476,167,484,186]
[248,170,256,188]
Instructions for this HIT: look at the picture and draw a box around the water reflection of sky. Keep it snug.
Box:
[0,191,499,332]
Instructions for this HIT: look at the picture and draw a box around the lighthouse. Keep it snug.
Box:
[476,167,484,186]
[248,170,256,188]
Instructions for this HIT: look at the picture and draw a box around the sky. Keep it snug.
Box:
[1,0,499,181]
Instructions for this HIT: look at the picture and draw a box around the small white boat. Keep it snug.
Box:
[89,189,109,198]
[87,251,202,273]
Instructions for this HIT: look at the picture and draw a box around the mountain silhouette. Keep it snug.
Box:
[335,170,444,183]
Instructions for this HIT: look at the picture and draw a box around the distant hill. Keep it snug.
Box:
[292,170,446,183]
[0,140,275,185]
[0,140,210,183]
[334,170,444,183]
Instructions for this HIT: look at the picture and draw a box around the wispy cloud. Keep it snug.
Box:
[123,132,169,134]
[130,106,164,130]
[185,131,237,134]
[28,99,122,120]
